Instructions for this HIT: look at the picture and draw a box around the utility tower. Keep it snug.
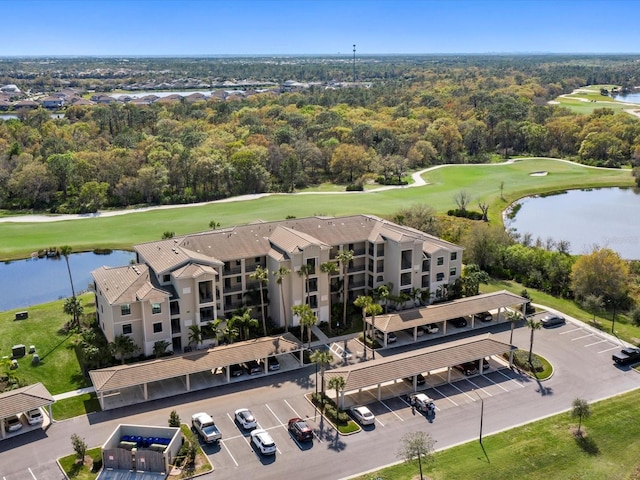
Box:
[352,44,356,83]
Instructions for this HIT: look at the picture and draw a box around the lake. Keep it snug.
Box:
[507,187,640,260]
[0,250,136,312]
[614,91,640,104]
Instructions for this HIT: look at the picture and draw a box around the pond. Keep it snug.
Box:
[613,91,640,105]
[506,187,640,260]
[0,250,136,312]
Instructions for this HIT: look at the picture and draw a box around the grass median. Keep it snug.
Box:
[354,389,640,480]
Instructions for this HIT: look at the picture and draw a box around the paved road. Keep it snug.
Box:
[2,315,639,480]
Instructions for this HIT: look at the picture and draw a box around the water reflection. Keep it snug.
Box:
[1,250,136,312]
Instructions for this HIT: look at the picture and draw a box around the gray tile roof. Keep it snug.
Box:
[324,335,514,392]
[0,382,54,419]
[372,290,526,332]
[89,333,303,393]
[92,264,161,305]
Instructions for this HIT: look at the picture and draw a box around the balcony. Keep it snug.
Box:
[223,284,243,294]
[348,264,366,273]
[223,267,242,276]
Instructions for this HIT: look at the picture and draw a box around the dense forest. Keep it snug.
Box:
[1,54,640,213]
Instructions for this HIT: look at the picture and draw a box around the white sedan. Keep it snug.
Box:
[234,408,257,430]
[349,405,375,425]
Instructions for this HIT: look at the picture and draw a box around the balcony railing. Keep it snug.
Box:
[223,284,243,293]
[223,267,242,276]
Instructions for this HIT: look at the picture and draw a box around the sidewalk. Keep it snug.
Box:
[53,385,95,401]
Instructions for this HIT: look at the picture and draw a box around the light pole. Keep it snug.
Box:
[314,360,318,395]
[474,390,484,444]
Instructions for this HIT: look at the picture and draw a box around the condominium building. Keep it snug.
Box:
[91,215,463,356]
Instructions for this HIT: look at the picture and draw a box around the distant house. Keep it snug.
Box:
[12,100,38,109]
[41,96,65,109]
[0,84,20,94]
[0,100,11,111]
[90,94,118,104]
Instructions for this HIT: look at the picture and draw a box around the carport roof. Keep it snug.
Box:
[0,382,54,419]
[90,333,303,393]
[371,290,526,332]
[324,334,514,393]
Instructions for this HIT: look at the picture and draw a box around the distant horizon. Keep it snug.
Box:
[2,52,640,59]
[5,0,640,57]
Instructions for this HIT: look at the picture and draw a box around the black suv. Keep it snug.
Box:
[450,317,467,328]
[243,360,263,375]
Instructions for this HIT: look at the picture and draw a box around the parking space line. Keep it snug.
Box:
[599,345,621,354]
[480,373,509,392]
[28,468,37,480]
[449,381,478,401]
[220,440,239,467]
[495,369,526,388]
[572,333,595,341]
[431,386,458,407]
[584,339,608,347]
[463,379,492,397]
[283,398,321,423]
[379,399,404,421]
[283,399,324,443]
[265,403,287,431]
[560,327,582,335]
[375,415,385,427]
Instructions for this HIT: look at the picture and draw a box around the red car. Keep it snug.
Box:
[288,417,313,442]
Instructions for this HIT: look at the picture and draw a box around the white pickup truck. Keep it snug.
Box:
[191,412,222,443]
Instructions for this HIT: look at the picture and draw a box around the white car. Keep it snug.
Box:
[251,428,276,455]
[234,408,257,430]
[25,408,44,425]
[349,405,375,425]
[408,392,433,412]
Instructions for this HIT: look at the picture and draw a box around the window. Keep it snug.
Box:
[377,244,385,257]
[450,267,457,276]
[450,252,458,261]
[153,322,163,333]
[437,256,444,266]
[152,303,162,314]
[401,272,412,286]
[162,274,170,283]
[121,304,131,316]
[307,278,318,293]
[122,324,132,335]
[200,306,214,322]
[307,295,318,309]
[401,250,412,270]
[171,318,181,334]
[306,258,316,275]
[436,272,445,282]
[422,275,429,288]
[199,280,213,303]
[235,259,241,266]
[170,301,180,316]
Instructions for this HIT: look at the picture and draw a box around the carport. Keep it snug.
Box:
[369,290,527,346]
[0,382,54,439]
[90,333,304,410]
[324,334,515,408]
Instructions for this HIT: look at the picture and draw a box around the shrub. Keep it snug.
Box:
[346,184,364,191]
[447,208,483,220]
[71,433,87,461]
[169,410,181,427]
[512,349,543,372]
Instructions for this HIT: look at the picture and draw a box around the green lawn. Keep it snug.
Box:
[553,84,640,115]
[0,293,93,395]
[354,390,640,480]
[0,158,632,261]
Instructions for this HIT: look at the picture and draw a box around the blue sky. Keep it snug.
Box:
[5,0,640,56]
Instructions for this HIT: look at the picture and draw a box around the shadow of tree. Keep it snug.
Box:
[575,433,600,455]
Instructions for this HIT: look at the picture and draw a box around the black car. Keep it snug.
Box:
[473,311,493,322]
[260,356,280,371]
[454,362,478,376]
[227,364,244,377]
[450,317,467,328]
[243,360,263,375]
[403,374,426,386]
[612,347,640,366]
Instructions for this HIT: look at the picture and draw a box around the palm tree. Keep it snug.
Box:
[310,349,334,396]
[153,340,170,358]
[60,245,78,328]
[328,375,346,410]
[274,266,291,332]
[571,398,591,436]
[320,261,339,334]
[297,262,314,307]
[527,318,542,365]
[110,334,139,364]
[232,308,259,340]
[63,296,84,330]
[292,304,317,349]
[249,266,269,336]
[505,309,522,345]
[222,320,240,344]
[188,324,203,348]
[354,295,373,358]
[366,302,383,359]
[373,284,390,314]
[336,249,354,329]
